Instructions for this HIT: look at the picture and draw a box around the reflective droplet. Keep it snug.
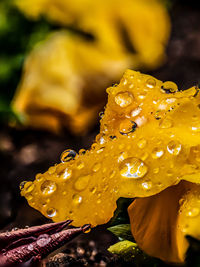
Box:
[73,194,82,204]
[62,168,72,179]
[161,81,178,93]
[120,157,148,179]
[74,175,90,191]
[131,107,142,117]
[141,152,149,161]
[41,180,57,195]
[46,208,57,218]
[60,149,76,162]
[109,170,116,178]
[137,138,147,149]
[20,181,27,190]
[152,148,164,159]
[77,161,85,170]
[186,207,200,217]
[79,149,86,155]
[115,91,133,108]
[159,118,173,129]
[146,78,156,89]
[167,141,182,155]
[119,120,137,135]
[92,163,101,172]
[23,182,35,193]
[141,181,152,190]
[90,187,96,194]
[153,167,160,174]
[37,234,51,247]
[118,151,128,162]
[99,111,104,119]
[48,166,56,174]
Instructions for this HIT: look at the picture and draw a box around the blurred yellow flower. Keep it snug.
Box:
[13,0,170,133]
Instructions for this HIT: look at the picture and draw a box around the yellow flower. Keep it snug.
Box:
[21,70,200,262]
[12,0,170,133]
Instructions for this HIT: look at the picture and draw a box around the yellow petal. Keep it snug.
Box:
[20,70,200,227]
[128,181,189,263]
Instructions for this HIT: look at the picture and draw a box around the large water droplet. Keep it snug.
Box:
[46,208,57,218]
[167,141,182,155]
[74,175,90,191]
[22,182,35,193]
[151,148,164,159]
[60,149,76,162]
[120,157,148,179]
[119,120,137,135]
[161,81,178,93]
[41,180,57,195]
[115,91,133,108]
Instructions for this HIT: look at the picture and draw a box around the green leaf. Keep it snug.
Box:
[108,224,134,241]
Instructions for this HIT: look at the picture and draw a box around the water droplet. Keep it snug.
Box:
[131,107,142,117]
[161,81,178,93]
[27,244,34,251]
[79,149,86,155]
[151,148,164,159]
[20,181,28,190]
[137,138,147,149]
[77,161,85,170]
[48,166,56,174]
[120,157,148,179]
[141,152,149,161]
[146,78,156,89]
[118,151,128,162]
[41,180,57,195]
[109,170,116,178]
[119,120,137,135]
[37,234,51,247]
[92,163,101,172]
[97,147,104,154]
[24,182,35,193]
[153,167,160,174]
[99,111,104,119]
[90,187,96,194]
[46,208,57,217]
[60,149,76,162]
[159,118,173,129]
[186,207,200,217]
[141,181,152,190]
[167,141,182,155]
[74,175,90,191]
[73,194,82,205]
[62,168,72,179]
[115,91,133,108]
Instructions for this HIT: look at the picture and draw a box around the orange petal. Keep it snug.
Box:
[128,181,189,263]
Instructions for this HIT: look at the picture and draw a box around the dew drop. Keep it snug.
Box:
[79,149,86,155]
[153,167,160,174]
[74,175,90,191]
[90,187,96,194]
[24,182,35,193]
[159,118,173,129]
[92,163,101,172]
[120,157,148,179]
[77,161,85,170]
[131,107,142,117]
[62,168,72,179]
[146,78,156,89]
[37,234,52,247]
[46,208,57,218]
[73,194,82,205]
[115,91,133,108]
[48,166,56,174]
[167,141,182,155]
[60,149,76,162]
[186,207,200,217]
[118,151,128,162]
[151,148,164,159]
[161,81,178,93]
[119,120,137,135]
[41,180,57,195]
[141,181,152,190]
[20,181,28,190]
[137,138,147,149]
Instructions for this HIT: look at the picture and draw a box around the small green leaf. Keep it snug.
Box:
[108,224,134,241]
[108,240,140,262]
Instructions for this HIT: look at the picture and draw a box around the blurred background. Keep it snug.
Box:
[1,0,200,265]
